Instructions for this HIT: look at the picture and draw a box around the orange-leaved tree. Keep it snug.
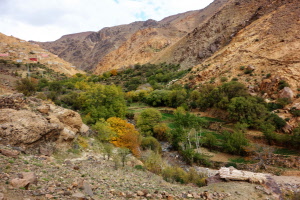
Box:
[110,69,118,76]
[107,117,141,156]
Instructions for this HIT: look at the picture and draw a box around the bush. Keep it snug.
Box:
[141,137,162,153]
[193,153,212,167]
[134,165,145,171]
[162,166,207,186]
[223,131,248,155]
[228,96,268,127]
[220,77,228,82]
[162,166,186,184]
[15,78,37,96]
[266,113,286,130]
[203,133,217,149]
[278,80,289,90]
[260,123,277,145]
[137,108,162,136]
[290,107,300,117]
[153,123,170,141]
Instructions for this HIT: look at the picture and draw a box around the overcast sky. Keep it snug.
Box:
[0,0,214,42]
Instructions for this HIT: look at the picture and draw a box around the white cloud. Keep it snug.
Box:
[0,0,213,42]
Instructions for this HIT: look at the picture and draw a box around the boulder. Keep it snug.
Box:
[21,172,37,185]
[37,104,50,114]
[0,109,60,146]
[72,192,86,200]
[205,174,225,185]
[55,108,83,132]
[80,124,90,136]
[279,87,294,100]
[247,65,255,71]
[0,94,85,151]
[0,149,19,158]
[59,128,76,142]
[83,181,93,197]
[10,178,30,188]
[219,167,267,184]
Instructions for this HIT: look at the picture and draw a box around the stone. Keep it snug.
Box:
[136,190,144,196]
[45,194,54,199]
[0,193,4,200]
[0,109,60,146]
[72,192,86,199]
[21,172,37,185]
[10,178,30,188]
[206,174,224,185]
[218,167,267,184]
[80,124,90,136]
[247,65,255,71]
[59,128,76,141]
[83,181,94,197]
[279,87,294,100]
[55,109,83,132]
[39,146,53,156]
[187,193,193,198]
[37,104,50,114]
[0,149,19,158]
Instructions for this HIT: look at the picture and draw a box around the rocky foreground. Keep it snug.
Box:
[0,144,292,200]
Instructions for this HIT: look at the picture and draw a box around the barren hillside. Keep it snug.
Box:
[0,33,83,76]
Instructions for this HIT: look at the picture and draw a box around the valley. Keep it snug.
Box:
[1,0,300,199]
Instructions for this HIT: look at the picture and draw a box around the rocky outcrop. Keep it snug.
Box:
[279,87,294,100]
[208,167,282,199]
[0,93,90,153]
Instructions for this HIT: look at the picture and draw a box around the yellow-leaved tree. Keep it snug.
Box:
[107,117,141,157]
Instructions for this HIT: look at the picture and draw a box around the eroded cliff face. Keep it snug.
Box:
[0,93,90,153]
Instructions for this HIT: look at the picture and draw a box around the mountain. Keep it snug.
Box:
[37,0,228,72]
[37,0,300,100]
[0,33,83,76]
[178,0,300,96]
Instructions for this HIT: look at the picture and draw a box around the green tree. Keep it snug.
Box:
[137,108,162,136]
[291,126,300,149]
[153,123,170,141]
[260,123,277,145]
[15,78,37,96]
[141,136,162,153]
[223,131,248,155]
[203,133,217,150]
[174,107,206,129]
[228,97,267,127]
[81,84,127,124]
[167,89,187,108]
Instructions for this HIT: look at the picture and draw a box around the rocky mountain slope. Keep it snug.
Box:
[38,0,228,72]
[0,33,83,76]
[180,0,300,96]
